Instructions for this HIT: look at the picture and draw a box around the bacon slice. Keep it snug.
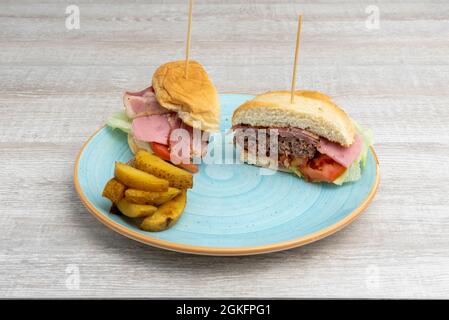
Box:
[124,86,169,119]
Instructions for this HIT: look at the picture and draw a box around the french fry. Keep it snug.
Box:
[140,190,187,232]
[102,178,125,204]
[114,162,169,192]
[134,150,193,189]
[125,188,181,206]
[116,199,157,218]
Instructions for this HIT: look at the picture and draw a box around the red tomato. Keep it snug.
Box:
[291,156,308,168]
[150,142,171,161]
[176,163,199,173]
[150,142,199,173]
[298,153,346,183]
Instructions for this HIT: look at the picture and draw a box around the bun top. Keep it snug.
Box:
[232,90,356,147]
[152,60,220,132]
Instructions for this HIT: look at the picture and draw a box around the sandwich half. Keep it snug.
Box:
[232,90,373,184]
[107,60,220,172]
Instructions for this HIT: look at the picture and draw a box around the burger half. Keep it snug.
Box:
[232,90,373,184]
[108,61,220,172]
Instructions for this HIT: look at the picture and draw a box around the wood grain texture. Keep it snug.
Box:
[1,0,449,298]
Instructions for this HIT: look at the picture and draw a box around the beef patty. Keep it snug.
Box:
[233,125,319,161]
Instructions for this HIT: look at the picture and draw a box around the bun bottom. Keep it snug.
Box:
[239,149,294,174]
[127,134,154,155]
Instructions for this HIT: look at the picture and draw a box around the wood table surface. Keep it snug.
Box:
[1,0,449,298]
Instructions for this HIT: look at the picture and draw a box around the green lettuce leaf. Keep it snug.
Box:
[333,122,373,185]
[291,166,303,178]
[107,111,132,134]
[333,159,361,185]
[355,122,374,167]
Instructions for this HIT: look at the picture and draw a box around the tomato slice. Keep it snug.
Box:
[177,162,199,173]
[150,142,171,161]
[150,142,199,173]
[298,153,346,183]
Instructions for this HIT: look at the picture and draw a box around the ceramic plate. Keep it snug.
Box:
[74,94,379,255]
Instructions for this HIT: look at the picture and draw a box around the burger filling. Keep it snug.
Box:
[108,85,209,173]
[233,124,364,183]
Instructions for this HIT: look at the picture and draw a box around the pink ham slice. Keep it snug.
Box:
[124,86,169,119]
[169,122,194,163]
[169,128,191,164]
[166,114,191,162]
[167,113,182,131]
[179,123,209,157]
[317,134,363,168]
[132,115,171,145]
[169,122,209,161]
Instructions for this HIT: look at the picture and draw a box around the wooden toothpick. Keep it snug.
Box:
[185,0,194,78]
[290,15,302,104]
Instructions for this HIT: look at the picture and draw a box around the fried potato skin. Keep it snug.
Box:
[125,188,181,206]
[102,178,126,204]
[140,190,187,232]
[114,162,169,192]
[116,199,157,218]
[134,150,193,189]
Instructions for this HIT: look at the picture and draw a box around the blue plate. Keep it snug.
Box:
[74,94,379,255]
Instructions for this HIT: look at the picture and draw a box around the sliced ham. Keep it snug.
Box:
[180,123,209,157]
[169,127,191,164]
[124,86,169,119]
[317,134,363,168]
[170,124,194,160]
[167,114,191,161]
[169,123,209,159]
[167,113,182,131]
[132,115,171,145]
[131,105,210,161]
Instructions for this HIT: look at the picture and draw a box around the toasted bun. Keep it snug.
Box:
[127,134,153,155]
[152,60,220,132]
[239,150,292,174]
[232,90,355,147]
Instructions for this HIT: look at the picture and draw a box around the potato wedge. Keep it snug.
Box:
[102,178,125,204]
[125,188,181,206]
[134,150,193,189]
[140,190,187,232]
[116,199,157,218]
[114,162,169,192]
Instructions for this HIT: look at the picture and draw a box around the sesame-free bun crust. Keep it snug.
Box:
[152,60,220,132]
[232,90,355,146]
[240,149,292,174]
[127,134,153,155]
